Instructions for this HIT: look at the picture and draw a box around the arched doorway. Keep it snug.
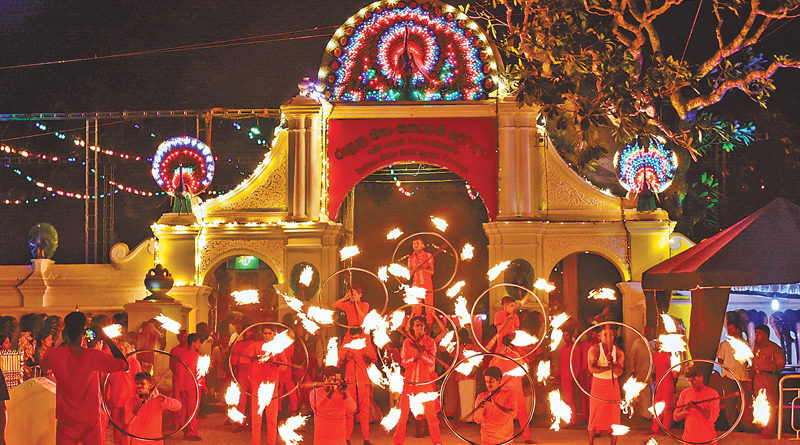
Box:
[548,252,623,327]
[340,163,490,316]
[203,255,279,333]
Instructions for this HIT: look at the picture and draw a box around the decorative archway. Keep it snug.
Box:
[548,252,624,326]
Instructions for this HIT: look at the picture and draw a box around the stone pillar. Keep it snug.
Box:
[16,259,54,309]
[496,98,540,219]
[282,97,323,221]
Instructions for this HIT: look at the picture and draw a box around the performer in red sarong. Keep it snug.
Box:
[310,366,357,445]
[41,311,129,445]
[393,316,442,445]
[674,365,720,444]
[408,238,435,323]
[489,335,533,443]
[246,325,287,445]
[125,372,182,445]
[587,325,624,445]
[105,342,142,445]
[340,327,378,445]
[475,366,518,445]
[651,346,677,433]
[175,333,202,441]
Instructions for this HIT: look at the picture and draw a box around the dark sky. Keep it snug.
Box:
[0,0,798,264]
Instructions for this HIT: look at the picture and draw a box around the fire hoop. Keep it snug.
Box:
[652,358,745,444]
[470,283,549,359]
[101,349,199,441]
[440,351,535,445]
[375,303,461,386]
[391,232,459,292]
[227,322,309,398]
[569,321,652,403]
[319,267,390,329]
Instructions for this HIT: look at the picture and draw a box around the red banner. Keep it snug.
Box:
[327,117,498,220]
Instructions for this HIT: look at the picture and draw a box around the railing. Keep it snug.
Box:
[778,373,800,439]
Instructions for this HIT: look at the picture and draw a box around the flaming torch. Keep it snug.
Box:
[430,216,448,232]
[402,285,427,304]
[461,243,474,260]
[339,245,360,261]
[537,360,551,382]
[155,314,181,334]
[611,424,630,436]
[257,382,275,415]
[550,329,564,351]
[753,389,771,427]
[408,392,439,417]
[224,382,241,406]
[307,306,335,326]
[386,228,404,240]
[388,263,411,280]
[550,312,570,330]
[227,407,246,424]
[260,331,294,361]
[548,389,573,431]
[534,278,556,293]
[446,280,466,298]
[277,414,308,445]
[381,407,402,431]
[487,260,511,281]
[377,266,389,282]
[511,330,540,348]
[102,324,123,339]
[588,287,617,301]
[232,289,260,305]
[456,350,483,376]
[727,337,754,364]
[325,337,339,367]
[454,296,471,327]
[298,266,314,287]
[343,337,367,350]
[621,376,647,414]
[196,355,210,378]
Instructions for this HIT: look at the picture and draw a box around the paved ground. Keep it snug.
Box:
[104,411,800,444]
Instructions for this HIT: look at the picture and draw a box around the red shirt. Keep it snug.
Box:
[333,300,370,326]
[408,250,434,290]
[310,387,356,444]
[105,356,142,408]
[339,334,378,387]
[401,335,437,393]
[125,394,182,445]
[42,345,128,425]
[493,311,520,346]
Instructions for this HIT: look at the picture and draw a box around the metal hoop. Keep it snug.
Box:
[319,267,390,328]
[440,351,536,445]
[391,231,459,292]
[101,349,200,441]
[227,322,309,398]
[375,303,461,386]
[470,283,549,358]
[569,321,652,403]
[652,358,745,444]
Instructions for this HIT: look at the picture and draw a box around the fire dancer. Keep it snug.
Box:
[587,325,624,445]
[125,372,182,445]
[716,320,749,430]
[489,296,520,352]
[310,366,357,445]
[751,324,784,437]
[41,311,129,445]
[175,333,202,441]
[393,316,442,445]
[408,237,435,323]
[247,325,286,445]
[674,365,720,444]
[334,285,370,327]
[474,366,518,445]
[104,341,142,445]
[340,327,377,445]
[489,335,533,443]
[651,338,677,433]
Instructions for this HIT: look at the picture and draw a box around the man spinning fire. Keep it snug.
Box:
[408,237,435,323]
[587,325,624,445]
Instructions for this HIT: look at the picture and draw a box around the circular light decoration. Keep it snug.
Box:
[151,136,215,195]
[319,0,500,102]
[614,137,677,193]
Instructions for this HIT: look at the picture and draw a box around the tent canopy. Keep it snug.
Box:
[643,197,800,291]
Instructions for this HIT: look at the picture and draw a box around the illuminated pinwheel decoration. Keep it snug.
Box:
[614,138,677,194]
[151,136,215,195]
[319,0,500,102]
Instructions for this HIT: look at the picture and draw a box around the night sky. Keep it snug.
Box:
[1,0,799,264]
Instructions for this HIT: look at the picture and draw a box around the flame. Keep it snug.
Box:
[621,376,646,414]
[439,330,456,353]
[461,243,474,260]
[487,260,511,281]
[387,228,404,240]
[298,266,314,286]
[537,360,551,382]
[388,263,411,280]
[550,329,564,351]
[446,280,466,298]
[389,311,406,330]
[661,313,677,333]
[339,245,360,261]
[454,296,471,327]
[361,310,382,334]
[377,266,389,282]
[456,349,482,375]
[367,363,386,387]
[385,363,405,395]
[227,406,246,424]
[224,382,241,405]
[506,362,529,377]
[325,337,339,367]
[297,313,321,334]
[511,330,540,347]
[196,355,210,377]
[611,424,630,435]
[550,312,569,330]
[588,287,617,300]
[307,306,335,325]
[260,330,294,361]
[343,337,367,350]
[648,401,665,417]
[155,314,181,334]
[548,389,573,431]
[408,392,439,416]
[381,407,402,431]
[102,324,123,339]
[753,388,771,427]
[277,414,308,445]
[282,293,304,313]
[727,337,754,364]
[430,216,448,232]
[257,382,275,415]
[402,285,428,304]
[646,439,659,445]
[232,289,260,305]
[534,278,556,293]
[658,334,686,354]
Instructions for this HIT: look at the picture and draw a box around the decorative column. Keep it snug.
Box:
[496,97,540,219]
[282,97,323,221]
